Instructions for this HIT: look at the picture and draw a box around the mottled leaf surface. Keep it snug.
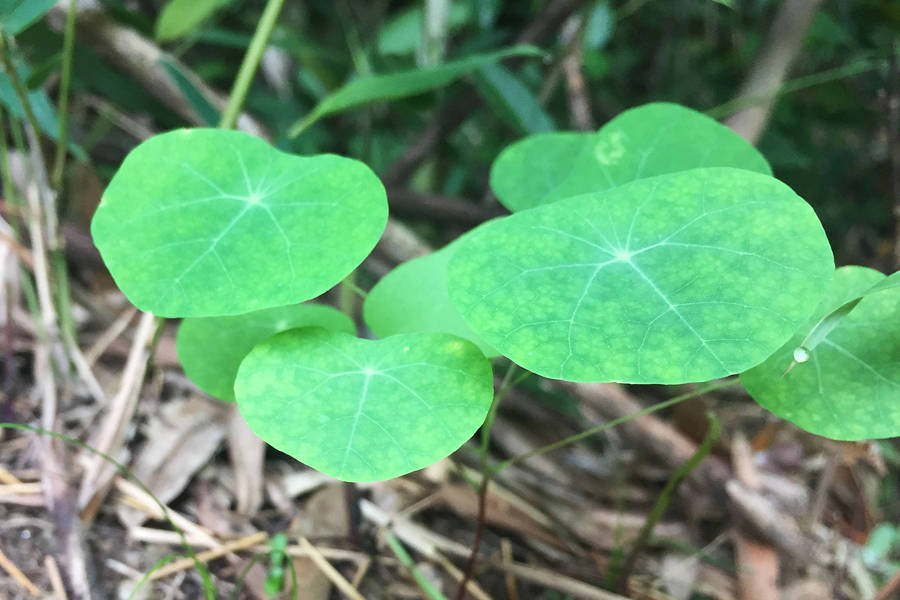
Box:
[91,129,387,317]
[177,303,354,401]
[448,168,833,383]
[235,329,493,481]
[741,266,900,440]
[363,240,497,356]
[490,102,771,212]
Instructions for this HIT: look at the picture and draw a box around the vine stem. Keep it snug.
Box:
[491,378,736,474]
[454,362,519,600]
[219,0,286,129]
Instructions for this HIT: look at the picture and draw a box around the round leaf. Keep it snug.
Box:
[91,129,387,317]
[235,329,494,481]
[741,266,900,440]
[177,303,354,401]
[448,168,833,383]
[363,241,497,356]
[490,102,772,212]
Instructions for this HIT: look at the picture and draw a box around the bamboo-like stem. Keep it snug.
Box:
[219,0,285,129]
[51,0,79,192]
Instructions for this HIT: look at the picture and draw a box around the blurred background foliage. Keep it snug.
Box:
[5,0,898,270]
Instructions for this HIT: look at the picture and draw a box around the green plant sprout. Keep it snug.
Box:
[90,102,900,484]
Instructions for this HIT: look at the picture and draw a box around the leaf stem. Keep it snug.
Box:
[385,531,450,600]
[51,0,78,192]
[491,378,736,474]
[454,362,519,600]
[219,0,286,130]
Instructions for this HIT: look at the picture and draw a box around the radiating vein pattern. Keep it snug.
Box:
[448,168,834,383]
[235,329,494,482]
[92,128,387,317]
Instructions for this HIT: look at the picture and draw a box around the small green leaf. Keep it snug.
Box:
[177,303,354,401]
[363,240,497,357]
[155,0,233,42]
[287,45,543,137]
[91,128,387,317]
[741,266,900,441]
[448,168,833,383]
[377,1,472,56]
[235,329,494,482]
[490,102,772,212]
[0,0,56,34]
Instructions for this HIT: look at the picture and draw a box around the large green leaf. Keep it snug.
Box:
[91,129,387,317]
[447,168,833,383]
[155,0,233,42]
[287,45,543,137]
[741,266,900,441]
[363,240,497,357]
[177,303,354,401]
[490,102,772,212]
[235,329,493,481]
[0,0,55,34]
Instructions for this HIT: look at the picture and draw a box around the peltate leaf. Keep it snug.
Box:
[741,266,900,440]
[91,128,387,317]
[177,303,354,401]
[363,240,497,356]
[490,102,772,212]
[447,168,833,383]
[235,329,494,481]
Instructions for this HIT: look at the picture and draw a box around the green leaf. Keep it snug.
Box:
[157,57,220,126]
[490,102,772,213]
[741,266,900,441]
[234,329,494,481]
[177,303,354,401]
[474,63,555,135]
[447,168,833,383]
[155,0,233,42]
[377,1,472,56]
[287,45,543,137]
[0,0,55,34]
[363,240,497,357]
[91,128,387,318]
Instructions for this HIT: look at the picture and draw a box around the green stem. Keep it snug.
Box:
[51,0,79,192]
[479,362,519,467]
[615,412,721,593]
[491,378,736,474]
[706,56,889,120]
[385,531,450,600]
[219,0,286,129]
